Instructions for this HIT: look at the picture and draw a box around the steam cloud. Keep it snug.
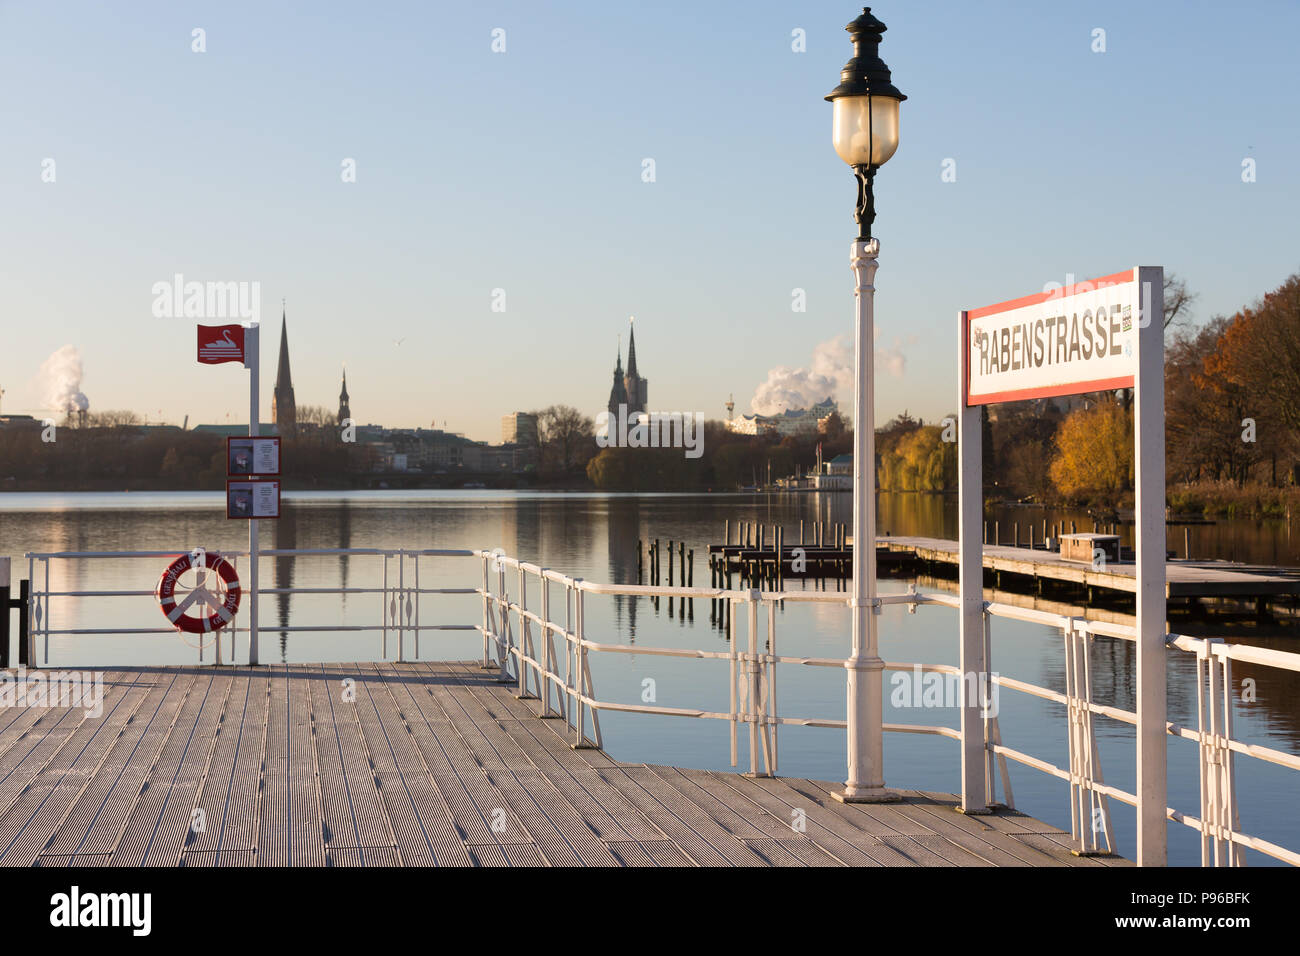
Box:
[749,333,905,416]
[39,345,90,415]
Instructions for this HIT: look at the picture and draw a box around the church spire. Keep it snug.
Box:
[337,365,351,425]
[607,333,628,414]
[274,306,293,391]
[271,304,297,434]
[622,316,646,414]
[625,316,638,380]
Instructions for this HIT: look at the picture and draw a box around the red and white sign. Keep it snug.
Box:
[197,324,246,364]
[963,268,1155,406]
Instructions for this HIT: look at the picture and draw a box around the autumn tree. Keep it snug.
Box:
[1049,403,1134,504]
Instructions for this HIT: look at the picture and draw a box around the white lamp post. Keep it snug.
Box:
[827,7,905,803]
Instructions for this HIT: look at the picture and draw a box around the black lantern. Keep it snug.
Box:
[826,7,907,241]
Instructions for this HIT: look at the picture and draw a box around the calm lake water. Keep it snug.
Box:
[1,489,1296,866]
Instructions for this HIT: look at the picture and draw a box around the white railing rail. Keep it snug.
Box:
[22,548,480,666]
[17,546,1300,867]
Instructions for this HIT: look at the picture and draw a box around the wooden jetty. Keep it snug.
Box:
[882,535,1300,602]
[707,524,1300,609]
[0,662,1119,867]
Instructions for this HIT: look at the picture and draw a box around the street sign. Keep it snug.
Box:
[227,436,280,476]
[963,269,1156,406]
[197,324,246,364]
[955,264,1167,863]
[226,478,280,519]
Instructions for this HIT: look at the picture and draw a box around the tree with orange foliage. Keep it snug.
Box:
[1049,403,1134,503]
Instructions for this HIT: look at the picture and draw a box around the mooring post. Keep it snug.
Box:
[17,579,30,667]
[0,583,8,670]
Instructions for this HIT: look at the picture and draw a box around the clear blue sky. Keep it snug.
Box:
[2,0,1297,441]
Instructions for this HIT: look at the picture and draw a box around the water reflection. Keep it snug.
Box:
[273,505,297,662]
[606,496,640,640]
[337,498,352,606]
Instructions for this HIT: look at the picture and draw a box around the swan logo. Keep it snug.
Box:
[153,274,260,322]
[197,324,246,364]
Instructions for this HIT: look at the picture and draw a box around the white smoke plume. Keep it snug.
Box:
[39,345,90,415]
[749,333,905,416]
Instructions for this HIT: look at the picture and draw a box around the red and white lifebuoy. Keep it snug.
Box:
[155,550,241,634]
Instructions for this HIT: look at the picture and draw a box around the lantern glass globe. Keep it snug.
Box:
[831,94,900,167]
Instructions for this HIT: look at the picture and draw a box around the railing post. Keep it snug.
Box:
[516,566,528,699]
[481,554,491,669]
[574,584,585,748]
[768,600,778,775]
[747,592,760,776]
[539,575,553,718]
[397,552,405,663]
[497,562,510,683]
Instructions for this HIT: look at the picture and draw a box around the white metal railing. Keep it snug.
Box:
[16,545,1300,867]
[23,548,480,665]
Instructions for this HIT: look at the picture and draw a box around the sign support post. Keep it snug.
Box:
[960,266,1166,861]
[956,316,987,813]
[245,323,260,666]
[1133,266,1166,865]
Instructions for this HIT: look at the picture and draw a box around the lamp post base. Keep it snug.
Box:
[832,785,901,804]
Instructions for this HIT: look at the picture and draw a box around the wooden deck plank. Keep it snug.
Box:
[439,667,662,844]
[41,671,182,860]
[65,669,195,859]
[0,671,153,866]
[285,664,326,867]
[218,667,270,860]
[0,663,1124,867]
[138,672,236,866]
[110,671,221,867]
[363,664,474,866]
[421,667,627,864]
[343,664,436,866]
[376,662,528,847]
[594,766,770,867]
[319,663,396,857]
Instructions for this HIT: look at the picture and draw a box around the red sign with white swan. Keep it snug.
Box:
[197,324,245,364]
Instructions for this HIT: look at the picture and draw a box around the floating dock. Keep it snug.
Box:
[0,662,1119,867]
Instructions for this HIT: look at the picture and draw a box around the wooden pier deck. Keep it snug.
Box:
[0,662,1124,867]
[882,535,1300,599]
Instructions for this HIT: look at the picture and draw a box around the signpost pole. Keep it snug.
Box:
[957,311,988,813]
[1134,266,1166,865]
[246,323,260,666]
